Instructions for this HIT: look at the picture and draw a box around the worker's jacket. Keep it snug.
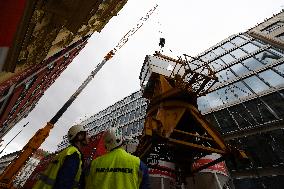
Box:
[33,146,82,189]
[86,148,142,189]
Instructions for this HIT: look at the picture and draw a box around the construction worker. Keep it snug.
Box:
[33,124,89,189]
[86,127,149,189]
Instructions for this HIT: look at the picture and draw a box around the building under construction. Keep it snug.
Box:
[56,11,284,188]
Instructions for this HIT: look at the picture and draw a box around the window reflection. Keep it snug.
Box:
[209,59,225,70]
[252,40,266,48]
[242,57,263,71]
[258,69,284,87]
[274,63,284,75]
[230,49,247,59]
[229,104,256,128]
[190,60,202,70]
[231,36,246,46]
[221,54,235,65]
[217,68,236,82]
[197,96,210,112]
[222,42,235,50]
[213,109,238,133]
[269,48,284,57]
[201,52,216,62]
[213,47,225,56]
[231,63,250,77]
[204,91,224,108]
[241,43,259,53]
[217,86,238,103]
[230,81,253,98]
[243,76,269,93]
[255,51,281,65]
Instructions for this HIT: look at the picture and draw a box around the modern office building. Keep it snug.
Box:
[57,90,147,151]
[57,11,284,188]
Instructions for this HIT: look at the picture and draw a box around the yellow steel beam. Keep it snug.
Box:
[173,129,213,141]
[168,138,226,154]
[146,100,228,152]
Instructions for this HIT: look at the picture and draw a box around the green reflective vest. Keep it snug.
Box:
[33,146,82,189]
[86,148,142,189]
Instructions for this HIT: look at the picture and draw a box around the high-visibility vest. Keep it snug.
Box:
[86,148,142,189]
[32,146,82,189]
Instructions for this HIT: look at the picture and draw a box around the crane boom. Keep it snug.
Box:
[0,4,158,188]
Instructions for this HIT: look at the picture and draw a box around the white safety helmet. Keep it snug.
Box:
[68,124,86,142]
[104,127,123,151]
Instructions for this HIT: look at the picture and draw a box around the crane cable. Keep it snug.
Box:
[50,4,159,124]
[0,4,159,187]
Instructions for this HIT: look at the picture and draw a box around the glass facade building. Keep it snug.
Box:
[194,32,284,188]
[57,11,284,188]
[57,91,148,151]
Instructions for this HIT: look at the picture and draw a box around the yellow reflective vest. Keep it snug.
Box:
[33,146,82,189]
[86,148,142,189]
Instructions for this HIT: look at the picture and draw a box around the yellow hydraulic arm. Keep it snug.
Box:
[0,4,158,188]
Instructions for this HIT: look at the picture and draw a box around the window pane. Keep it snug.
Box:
[231,36,246,46]
[239,34,250,40]
[246,98,277,123]
[242,57,263,71]
[262,93,284,117]
[241,43,259,53]
[269,48,284,57]
[255,51,281,65]
[228,104,257,128]
[213,47,226,56]
[213,109,238,133]
[220,54,235,65]
[229,81,253,98]
[230,49,247,59]
[209,59,225,70]
[201,51,216,62]
[197,96,210,113]
[222,42,235,50]
[258,69,284,87]
[217,86,239,103]
[252,40,266,47]
[204,91,224,108]
[274,63,284,75]
[217,68,235,82]
[231,63,250,77]
[243,75,269,93]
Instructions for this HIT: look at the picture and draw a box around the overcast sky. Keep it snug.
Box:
[1,0,283,156]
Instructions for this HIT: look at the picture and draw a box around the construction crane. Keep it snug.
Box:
[135,51,248,187]
[0,4,158,188]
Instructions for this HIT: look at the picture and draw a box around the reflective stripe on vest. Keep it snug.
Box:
[32,146,82,189]
[86,148,141,189]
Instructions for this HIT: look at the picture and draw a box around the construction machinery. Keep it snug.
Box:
[0,2,248,187]
[0,5,158,188]
[135,51,248,188]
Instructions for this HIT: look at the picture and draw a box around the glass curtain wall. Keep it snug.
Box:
[196,34,284,133]
[57,91,148,151]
